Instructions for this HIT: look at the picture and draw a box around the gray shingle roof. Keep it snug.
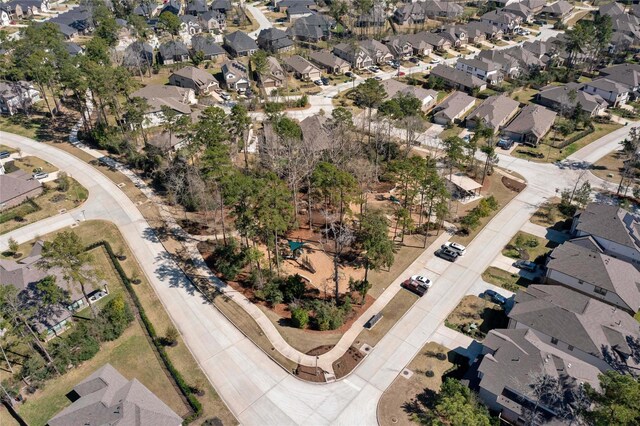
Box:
[433,90,475,121]
[224,30,258,53]
[0,170,41,205]
[467,94,519,130]
[537,83,607,114]
[191,35,226,56]
[430,64,486,89]
[573,203,640,250]
[503,103,556,138]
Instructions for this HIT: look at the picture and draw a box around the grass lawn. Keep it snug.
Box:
[12,155,58,174]
[502,231,558,262]
[530,199,573,231]
[438,124,465,140]
[445,295,508,340]
[512,122,623,163]
[635,311,640,323]
[355,290,419,348]
[0,115,41,139]
[482,266,532,293]
[566,10,592,27]
[591,150,625,183]
[509,87,539,104]
[0,177,88,235]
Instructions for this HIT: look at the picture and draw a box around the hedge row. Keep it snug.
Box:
[91,241,202,424]
[552,126,594,149]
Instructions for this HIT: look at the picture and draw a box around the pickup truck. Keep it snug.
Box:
[401,275,431,296]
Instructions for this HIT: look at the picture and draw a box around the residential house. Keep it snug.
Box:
[180,15,203,35]
[0,8,10,25]
[542,0,574,20]
[480,10,522,33]
[466,94,519,132]
[48,364,182,426]
[465,20,504,41]
[571,203,640,266]
[477,49,523,78]
[50,7,93,35]
[161,0,181,14]
[210,0,232,14]
[429,64,487,92]
[582,78,629,106]
[259,56,286,89]
[287,14,334,42]
[522,0,547,14]
[432,91,476,124]
[359,39,394,65]
[53,22,79,39]
[0,240,108,337]
[502,103,556,145]
[536,83,607,116]
[599,1,626,18]
[221,60,250,91]
[257,27,294,54]
[132,2,153,17]
[384,34,416,59]
[309,50,350,74]
[275,0,314,12]
[599,63,640,94]
[185,0,208,15]
[500,45,545,71]
[283,55,322,81]
[355,3,387,28]
[0,80,41,115]
[122,41,154,71]
[508,284,640,374]
[477,327,602,425]
[394,2,427,25]
[169,66,219,95]
[300,115,332,152]
[199,10,226,32]
[130,85,195,127]
[3,0,50,19]
[191,35,227,61]
[158,40,190,65]
[380,79,438,110]
[455,57,502,84]
[504,2,534,22]
[437,25,468,47]
[403,32,435,56]
[423,0,463,19]
[223,30,258,57]
[419,32,453,52]
[0,169,42,209]
[333,43,373,69]
[545,240,640,315]
[287,4,314,21]
[65,42,83,57]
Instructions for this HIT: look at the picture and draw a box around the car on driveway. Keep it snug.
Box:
[368,66,380,73]
[314,79,323,86]
[409,57,420,64]
[0,151,10,159]
[497,138,514,149]
[374,76,382,81]
[442,241,466,255]
[435,247,459,262]
[398,71,406,76]
[484,289,507,305]
[430,57,441,64]
[321,77,330,86]
[345,71,355,78]
[514,260,537,272]
[411,275,432,288]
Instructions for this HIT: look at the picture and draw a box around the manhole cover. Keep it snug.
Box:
[117,183,126,188]
[401,368,414,379]
[391,417,398,423]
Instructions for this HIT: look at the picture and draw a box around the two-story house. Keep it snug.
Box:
[332,43,373,69]
[455,57,502,84]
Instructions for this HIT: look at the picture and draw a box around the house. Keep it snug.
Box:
[536,83,607,116]
[432,91,476,125]
[498,46,545,71]
[384,35,415,59]
[599,63,640,94]
[257,27,294,54]
[3,0,50,19]
[481,10,522,33]
[429,64,487,93]
[191,35,227,61]
[599,1,626,18]
[122,41,154,71]
[48,364,182,426]
[380,79,438,110]
[333,43,373,69]
[210,0,232,14]
[0,81,41,116]
[287,14,334,42]
[283,55,321,81]
[522,0,547,14]
[0,240,108,337]
[477,51,521,78]
[419,32,453,51]
[436,25,467,47]
[466,94,520,132]
[466,21,504,41]
[130,85,195,127]
[309,50,350,74]
[169,66,219,95]
[359,39,394,65]
[455,57,502,84]
[287,4,313,21]
[423,0,463,19]
[508,284,640,374]
[582,78,629,106]
[158,40,190,65]
[477,327,602,425]
[504,2,534,22]
[0,8,9,25]
[65,42,83,56]
[394,2,427,25]
[300,115,332,152]
[545,240,640,315]
[275,0,314,12]
[224,30,258,57]
[571,203,640,266]
[221,60,250,91]
[402,32,435,56]
[355,3,386,28]
[0,169,42,209]
[186,0,208,15]
[161,0,181,15]
[542,0,574,20]
[50,7,93,35]
[502,104,556,145]
[180,15,203,35]
[199,10,226,32]
[259,56,286,89]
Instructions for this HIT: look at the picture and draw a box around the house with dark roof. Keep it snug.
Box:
[199,10,226,32]
[536,83,607,116]
[355,3,386,28]
[466,94,519,132]
[287,14,334,42]
[65,42,83,56]
[582,78,629,106]
[158,40,190,65]
[504,2,534,22]
[0,169,42,209]
[429,64,487,93]
[2,0,50,19]
[287,3,314,21]
[275,0,314,12]
[257,27,294,53]
[185,0,207,15]
[309,50,350,74]
[122,41,154,71]
[481,9,522,33]
[465,20,503,41]
[545,239,640,315]
[358,39,394,65]
[161,0,181,15]
[180,15,203,35]
[48,364,182,426]
[211,0,232,14]
[221,60,250,91]
[599,63,640,94]
[169,66,219,95]
[507,284,640,374]
[422,0,463,19]
[394,2,427,25]
[50,7,93,35]
[223,30,258,57]
[571,203,640,265]
[191,35,227,61]
[599,1,626,18]
[380,79,438,110]
[432,91,476,125]
[502,104,556,146]
[283,55,321,81]
[258,56,286,89]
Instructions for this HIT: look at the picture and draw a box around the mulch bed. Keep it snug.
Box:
[502,176,526,193]
[332,346,364,379]
[296,345,334,382]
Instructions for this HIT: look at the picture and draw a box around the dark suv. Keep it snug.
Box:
[435,248,458,262]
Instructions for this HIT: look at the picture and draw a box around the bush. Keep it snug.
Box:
[313,301,346,331]
[436,352,447,361]
[279,274,306,303]
[255,280,283,306]
[290,306,309,329]
[97,294,134,341]
[210,238,248,281]
[426,370,435,377]
[56,172,70,192]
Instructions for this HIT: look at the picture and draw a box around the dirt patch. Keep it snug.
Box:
[501,176,526,192]
[332,346,365,379]
[445,295,508,341]
[296,345,333,382]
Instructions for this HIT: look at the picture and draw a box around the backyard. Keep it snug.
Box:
[445,295,508,340]
[502,231,557,263]
[530,199,573,231]
[482,266,532,293]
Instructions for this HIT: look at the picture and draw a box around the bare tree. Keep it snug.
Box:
[324,223,354,303]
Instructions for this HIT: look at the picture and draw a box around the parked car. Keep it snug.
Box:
[219,92,231,101]
[345,71,355,78]
[391,63,400,69]
[514,260,537,272]
[398,71,406,76]
[429,57,441,64]
[410,275,432,288]
[497,138,514,149]
[374,76,382,81]
[442,242,466,255]
[321,77,330,86]
[0,151,10,159]
[402,278,430,296]
[435,248,458,262]
[409,57,420,64]
[314,79,323,86]
[32,172,49,180]
[485,289,507,305]
[533,19,547,25]
[368,66,380,73]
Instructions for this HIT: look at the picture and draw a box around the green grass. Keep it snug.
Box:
[509,87,540,104]
[0,199,40,224]
[438,124,464,140]
[502,231,558,262]
[635,310,640,323]
[0,115,41,139]
[482,266,532,293]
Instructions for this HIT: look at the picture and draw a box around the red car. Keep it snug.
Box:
[398,71,406,76]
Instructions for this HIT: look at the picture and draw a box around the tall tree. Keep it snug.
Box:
[230,104,251,170]
[354,78,387,149]
[584,371,640,426]
[358,209,394,286]
[157,11,181,38]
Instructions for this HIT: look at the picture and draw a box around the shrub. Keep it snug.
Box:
[279,274,306,303]
[97,294,134,341]
[313,301,345,331]
[56,172,70,192]
[436,352,447,361]
[164,325,180,346]
[255,280,283,306]
[210,238,248,280]
[426,370,435,377]
[290,306,309,329]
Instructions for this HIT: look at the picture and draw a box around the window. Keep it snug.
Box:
[551,337,559,345]
[578,280,584,284]
[594,287,607,296]
[568,345,574,351]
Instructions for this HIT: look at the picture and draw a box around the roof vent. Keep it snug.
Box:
[512,357,520,362]
[567,363,572,368]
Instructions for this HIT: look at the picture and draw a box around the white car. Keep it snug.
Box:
[410,275,432,288]
[429,57,441,64]
[442,241,466,255]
